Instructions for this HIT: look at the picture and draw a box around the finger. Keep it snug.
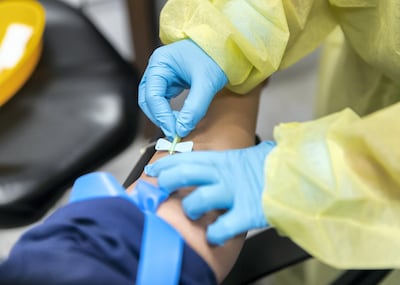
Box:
[182,184,232,220]
[138,70,158,127]
[206,211,248,246]
[157,164,218,194]
[145,67,178,138]
[145,151,218,176]
[175,80,216,138]
[164,84,185,100]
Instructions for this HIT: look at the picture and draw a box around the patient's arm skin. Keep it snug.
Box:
[127,85,262,283]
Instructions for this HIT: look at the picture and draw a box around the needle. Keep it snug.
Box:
[168,135,181,155]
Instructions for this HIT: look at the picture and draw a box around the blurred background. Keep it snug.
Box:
[0,0,320,281]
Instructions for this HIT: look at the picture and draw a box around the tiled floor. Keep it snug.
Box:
[0,1,320,282]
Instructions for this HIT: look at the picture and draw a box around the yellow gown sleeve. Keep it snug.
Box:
[328,0,400,85]
[159,0,336,94]
[263,103,400,269]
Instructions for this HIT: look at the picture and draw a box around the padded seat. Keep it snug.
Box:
[0,0,140,228]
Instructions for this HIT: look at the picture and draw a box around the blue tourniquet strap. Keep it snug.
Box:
[128,179,169,213]
[131,179,183,285]
[69,172,129,203]
[69,173,184,285]
[137,213,183,285]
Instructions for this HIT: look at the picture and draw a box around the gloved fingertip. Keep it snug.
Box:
[176,124,190,138]
[159,186,170,196]
[162,129,174,142]
[206,230,225,247]
[166,134,175,141]
[182,199,201,220]
[162,124,178,141]
[186,212,201,220]
[144,165,155,176]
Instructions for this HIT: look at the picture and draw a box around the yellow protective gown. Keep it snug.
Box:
[159,0,400,269]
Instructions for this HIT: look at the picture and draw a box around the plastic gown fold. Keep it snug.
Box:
[159,0,336,93]
[264,104,400,268]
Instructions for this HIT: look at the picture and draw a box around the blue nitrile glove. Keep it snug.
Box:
[145,141,276,245]
[139,39,228,139]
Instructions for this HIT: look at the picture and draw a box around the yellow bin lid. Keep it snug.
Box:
[0,0,45,106]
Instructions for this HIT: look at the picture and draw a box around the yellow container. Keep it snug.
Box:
[0,0,45,106]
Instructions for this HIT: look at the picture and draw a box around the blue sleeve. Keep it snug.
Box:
[0,197,217,285]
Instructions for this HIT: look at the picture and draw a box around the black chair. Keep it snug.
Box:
[0,0,140,228]
[222,229,391,285]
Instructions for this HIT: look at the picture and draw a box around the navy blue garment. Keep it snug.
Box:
[0,197,217,285]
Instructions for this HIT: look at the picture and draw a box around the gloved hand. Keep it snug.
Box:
[139,39,228,139]
[145,141,276,245]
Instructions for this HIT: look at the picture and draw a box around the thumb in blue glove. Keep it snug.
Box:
[145,141,276,245]
[139,39,228,139]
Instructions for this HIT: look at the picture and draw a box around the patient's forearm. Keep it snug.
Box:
[128,86,261,282]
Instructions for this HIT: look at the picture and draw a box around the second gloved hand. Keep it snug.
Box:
[145,141,276,245]
[139,40,227,139]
